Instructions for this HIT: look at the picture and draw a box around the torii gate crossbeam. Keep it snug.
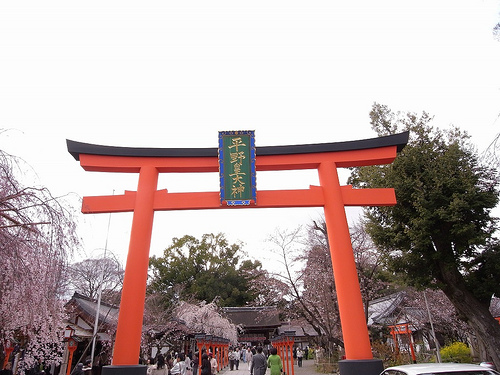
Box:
[67,131,408,375]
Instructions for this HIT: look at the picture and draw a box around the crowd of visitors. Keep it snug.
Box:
[0,342,321,375]
[224,344,319,374]
[142,344,322,375]
[147,352,191,375]
[53,343,322,375]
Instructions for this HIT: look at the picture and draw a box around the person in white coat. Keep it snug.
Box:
[246,348,253,370]
[209,352,217,375]
[170,353,187,375]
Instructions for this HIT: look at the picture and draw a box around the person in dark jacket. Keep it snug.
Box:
[73,363,84,375]
[250,347,266,375]
[200,353,211,375]
[192,352,199,375]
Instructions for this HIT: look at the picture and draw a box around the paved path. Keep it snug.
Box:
[219,358,316,375]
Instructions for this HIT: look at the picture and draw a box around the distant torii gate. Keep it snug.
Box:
[67,131,408,375]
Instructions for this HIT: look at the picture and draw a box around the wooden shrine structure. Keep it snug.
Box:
[67,131,408,375]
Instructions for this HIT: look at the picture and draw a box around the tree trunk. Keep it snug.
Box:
[439,263,500,369]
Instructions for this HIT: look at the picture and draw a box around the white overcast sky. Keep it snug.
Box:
[1,1,499,265]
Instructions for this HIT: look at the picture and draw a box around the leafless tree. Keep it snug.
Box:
[68,254,124,304]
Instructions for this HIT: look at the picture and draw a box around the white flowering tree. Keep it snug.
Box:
[174,301,238,344]
[0,147,78,371]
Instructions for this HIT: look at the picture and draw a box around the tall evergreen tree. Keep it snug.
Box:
[349,103,500,367]
[148,233,261,307]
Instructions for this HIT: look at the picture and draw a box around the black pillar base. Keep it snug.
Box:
[339,359,384,375]
[102,365,147,375]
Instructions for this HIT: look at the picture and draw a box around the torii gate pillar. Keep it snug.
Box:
[67,131,408,375]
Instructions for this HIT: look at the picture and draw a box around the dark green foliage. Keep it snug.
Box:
[465,240,500,305]
[148,233,262,307]
[349,103,500,367]
[350,103,499,294]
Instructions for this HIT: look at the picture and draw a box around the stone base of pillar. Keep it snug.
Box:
[338,359,384,375]
[102,365,147,375]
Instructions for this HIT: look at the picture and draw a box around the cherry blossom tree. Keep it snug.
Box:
[141,292,189,358]
[244,268,289,309]
[403,288,470,344]
[141,295,239,358]
[173,300,238,344]
[300,238,343,351]
[0,147,79,370]
[267,219,396,354]
[349,221,395,319]
[266,226,343,353]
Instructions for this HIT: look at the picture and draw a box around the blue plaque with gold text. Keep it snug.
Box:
[218,131,256,206]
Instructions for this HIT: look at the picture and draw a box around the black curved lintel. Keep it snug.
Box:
[67,131,409,161]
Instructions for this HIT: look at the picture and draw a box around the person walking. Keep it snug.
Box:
[267,348,282,375]
[296,348,303,367]
[233,348,240,370]
[250,347,267,375]
[228,349,235,371]
[246,348,253,370]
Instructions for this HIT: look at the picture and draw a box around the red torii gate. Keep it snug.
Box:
[389,323,417,363]
[271,331,295,375]
[67,131,408,375]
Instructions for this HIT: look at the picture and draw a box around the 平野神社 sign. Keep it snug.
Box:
[218,131,256,206]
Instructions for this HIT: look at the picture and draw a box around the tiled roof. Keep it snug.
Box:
[278,319,319,337]
[222,307,281,328]
[367,292,406,325]
[69,292,119,326]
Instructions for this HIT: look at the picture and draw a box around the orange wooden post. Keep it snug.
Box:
[113,165,158,365]
[287,335,295,375]
[66,339,78,375]
[222,341,226,369]
[389,326,399,355]
[216,339,222,372]
[279,341,285,369]
[195,335,205,375]
[3,341,13,369]
[279,331,295,375]
[281,341,285,369]
[318,161,373,360]
[284,339,290,375]
[406,325,417,363]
